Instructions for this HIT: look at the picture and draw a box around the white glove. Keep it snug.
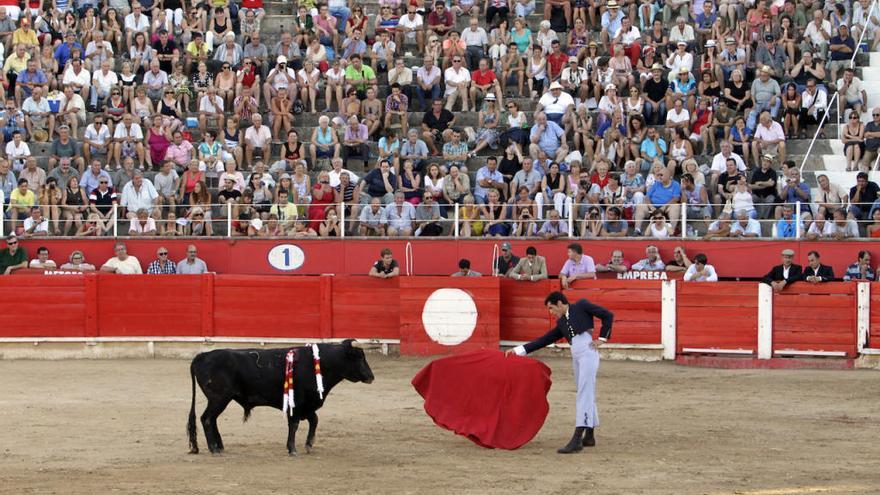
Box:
[512,345,526,356]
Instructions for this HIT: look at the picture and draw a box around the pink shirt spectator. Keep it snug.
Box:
[313,14,337,34]
[165,141,195,166]
[345,123,368,142]
[560,254,596,277]
[754,121,785,142]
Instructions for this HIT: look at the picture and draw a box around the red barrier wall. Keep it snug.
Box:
[870,288,880,350]
[0,274,868,360]
[399,277,500,355]
[11,238,879,279]
[677,282,758,353]
[499,279,558,341]
[773,283,857,357]
[566,281,663,344]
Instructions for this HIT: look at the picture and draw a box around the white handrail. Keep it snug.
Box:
[453,203,460,238]
[339,202,345,238]
[226,203,232,237]
[491,243,500,276]
[800,91,838,173]
[112,204,118,237]
[405,241,413,276]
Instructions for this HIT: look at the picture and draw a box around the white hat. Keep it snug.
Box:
[549,81,563,90]
[276,55,288,64]
[485,93,497,101]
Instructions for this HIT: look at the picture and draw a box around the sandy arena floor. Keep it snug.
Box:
[1,356,879,495]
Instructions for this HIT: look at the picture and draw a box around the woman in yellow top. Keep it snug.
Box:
[9,178,36,231]
[458,194,484,237]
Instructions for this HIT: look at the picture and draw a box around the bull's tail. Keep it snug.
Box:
[187,361,199,454]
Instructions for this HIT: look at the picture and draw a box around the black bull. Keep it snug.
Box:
[187,340,374,455]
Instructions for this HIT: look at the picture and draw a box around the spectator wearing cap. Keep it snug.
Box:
[666,67,696,113]
[0,235,26,274]
[262,56,297,112]
[718,37,746,82]
[493,242,520,276]
[755,33,787,79]
[53,32,83,71]
[747,66,781,131]
[560,56,589,102]
[509,246,548,281]
[762,248,802,292]
[665,40,693,84]
[843,251,875,282]
[683,254,718,282]
[452,258,481,277]
[538,81,574,127]
[599,1,624,46]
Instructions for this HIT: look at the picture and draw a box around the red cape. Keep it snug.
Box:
[411,349,552,450]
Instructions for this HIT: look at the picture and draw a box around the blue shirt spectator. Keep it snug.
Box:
[473,163,504,203]
[530,118,565,157]
[54,40,84,68]
[647,177,681,206]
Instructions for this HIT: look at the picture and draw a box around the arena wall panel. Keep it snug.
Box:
[212,275,324,338]
[773,283,858,357]
[0,275,86,337]
[564,281,663,344]
[398,277,500,355]
[677,283,758,353]
[498,279,559,342]
[330,276,400,340]
[12,238,876,278]
[869,289,880,350]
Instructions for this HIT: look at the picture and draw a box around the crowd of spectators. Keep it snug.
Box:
[360,242,874,283]
[0,234,208,273]
[0,0,878,239]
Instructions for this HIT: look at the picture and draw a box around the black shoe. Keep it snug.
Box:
[582,427,595,447]
[557,427,585,454]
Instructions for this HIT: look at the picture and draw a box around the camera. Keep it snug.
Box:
[579,179,589,187]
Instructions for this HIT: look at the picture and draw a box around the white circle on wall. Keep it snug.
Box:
[421,288,478,346]
[267,244,305,271]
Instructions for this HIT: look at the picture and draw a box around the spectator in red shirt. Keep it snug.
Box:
[470,58,502,110]
[427,2,454,39]
[546,40,567,82]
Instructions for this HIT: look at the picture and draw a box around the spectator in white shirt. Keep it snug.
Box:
[142,59,169,100]
[124,5,151,48]
[752,111,787,168]
[62,58,91,99]
[245,113,273,167]
[119,170,158,219]
[29,246,57,269]
[198,86,225,134]
[101,242,143,274]
[683,253,718,281]
[462,17,488,69]
[22,86,53,139]
[83,115,112,164]
[21,207,49,238]
[799,78,827,139]
[112,113,146,169]
[729,210,762,237]
[5,129,29,172]
[90,59,118,109]
[443,56,471,111]
[396,6,424,54]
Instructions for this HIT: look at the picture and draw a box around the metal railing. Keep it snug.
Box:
[5,200,879,240]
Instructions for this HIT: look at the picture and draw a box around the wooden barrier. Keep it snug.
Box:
[0,275,869,361]
[565,281,662,345]
[0,276,87,337]
[399,277,500,355]
[773,283,858,357]
[677,282,758,354]
[330,276,400,340]
[499,279,558,342]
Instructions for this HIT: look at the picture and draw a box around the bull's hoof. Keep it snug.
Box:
[288,449,298,457]
[305,444,313,454]
[189,448,199,455]
[210,451,223,456]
